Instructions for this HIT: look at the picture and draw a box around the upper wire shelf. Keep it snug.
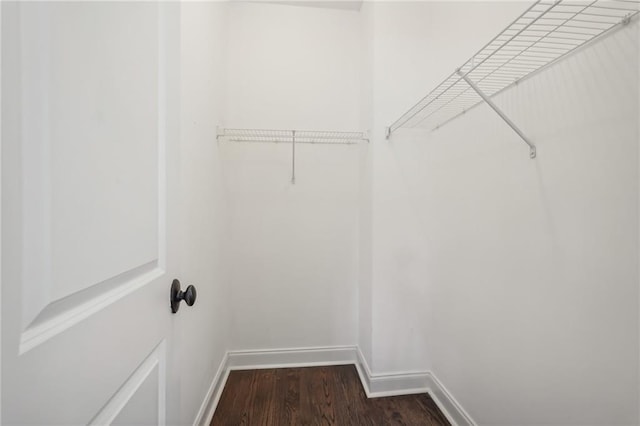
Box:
[217,128,368,145]
[388,0,640,138]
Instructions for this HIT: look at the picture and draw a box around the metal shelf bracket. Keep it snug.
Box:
[291,130,296,184]
[456,69,536,159]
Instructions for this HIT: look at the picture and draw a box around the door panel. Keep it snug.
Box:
[2,2,180,424]
[92,341,166,426]
[20,0,161,337]
[45,2,160,303]
[110,367,160,426]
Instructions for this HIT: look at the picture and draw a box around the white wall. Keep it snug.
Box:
[221,141,360,349]
[225,2,361,130]
[175,2,639,424]
[368,1,639,424]
[358,0,374,369]
[368,0,527,375]
[178,3,231,424]
[223,2,362,350]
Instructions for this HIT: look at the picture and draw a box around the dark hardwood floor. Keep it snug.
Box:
[211,365,451,425]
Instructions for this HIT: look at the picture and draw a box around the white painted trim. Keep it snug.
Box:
[0,1,4,421]
[193,352,230,426]
[89,340,167,426]
[355,347,429,398]
[195,346,475,426]
[425,372,476,426]
[227,345,358,370]
[353,349,372,396]
[355,347,475,426]
[19,267,165,354]
[637,18,640,426]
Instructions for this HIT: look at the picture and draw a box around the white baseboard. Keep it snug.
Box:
[193,352,230,426]
[227,345,358,370]
[425,372,476,426]
[355,347,430,398]
[196,345,474,426]
[355,347,475,426]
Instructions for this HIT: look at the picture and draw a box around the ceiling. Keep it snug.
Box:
[247,0,364,11]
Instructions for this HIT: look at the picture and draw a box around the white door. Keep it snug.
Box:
[2,2,185,424]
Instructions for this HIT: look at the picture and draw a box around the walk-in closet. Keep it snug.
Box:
[2,0,639,424]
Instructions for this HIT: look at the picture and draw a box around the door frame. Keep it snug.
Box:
[1,1,5,421]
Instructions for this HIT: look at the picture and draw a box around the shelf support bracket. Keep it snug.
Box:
[456,69,536,159]
[291,130,296,184]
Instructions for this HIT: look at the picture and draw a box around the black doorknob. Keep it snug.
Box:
[170,279,197,313]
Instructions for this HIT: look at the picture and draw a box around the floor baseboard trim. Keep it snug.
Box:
[194,352,230,426]
[226,345,358,370]
[355,348,475,426]
[355,347,430,398]
[425,372,476,426]
[196,345,474,426]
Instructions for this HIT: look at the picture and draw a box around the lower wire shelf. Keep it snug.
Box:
[217,128,368,145]
[216,127,368,184]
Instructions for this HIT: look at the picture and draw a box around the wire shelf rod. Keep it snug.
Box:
[386,0,549,132]
[461,1,561,75]
[216,127,366,184]
[440,0,601,116]
[434,8,636,131]
[388,0,639,141]
[465,0,599,75]
[216,128,368,145]
[388,0,560,132]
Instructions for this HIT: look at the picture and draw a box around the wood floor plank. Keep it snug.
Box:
[415,393,452,425]
[211,365,451,426]
[211,370,255,426]
[248,369,278,424]
[299,366,337,425]
[377,394,437,425]
[331,364,374,425]
[273,367,300,425]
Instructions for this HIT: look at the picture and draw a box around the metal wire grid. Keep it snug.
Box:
[217,128,368,145]
[388,0,640,134]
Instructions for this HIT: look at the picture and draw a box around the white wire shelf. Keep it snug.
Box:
[387,0,640,157]
[217,128,368,145]
[216,127,367,184]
